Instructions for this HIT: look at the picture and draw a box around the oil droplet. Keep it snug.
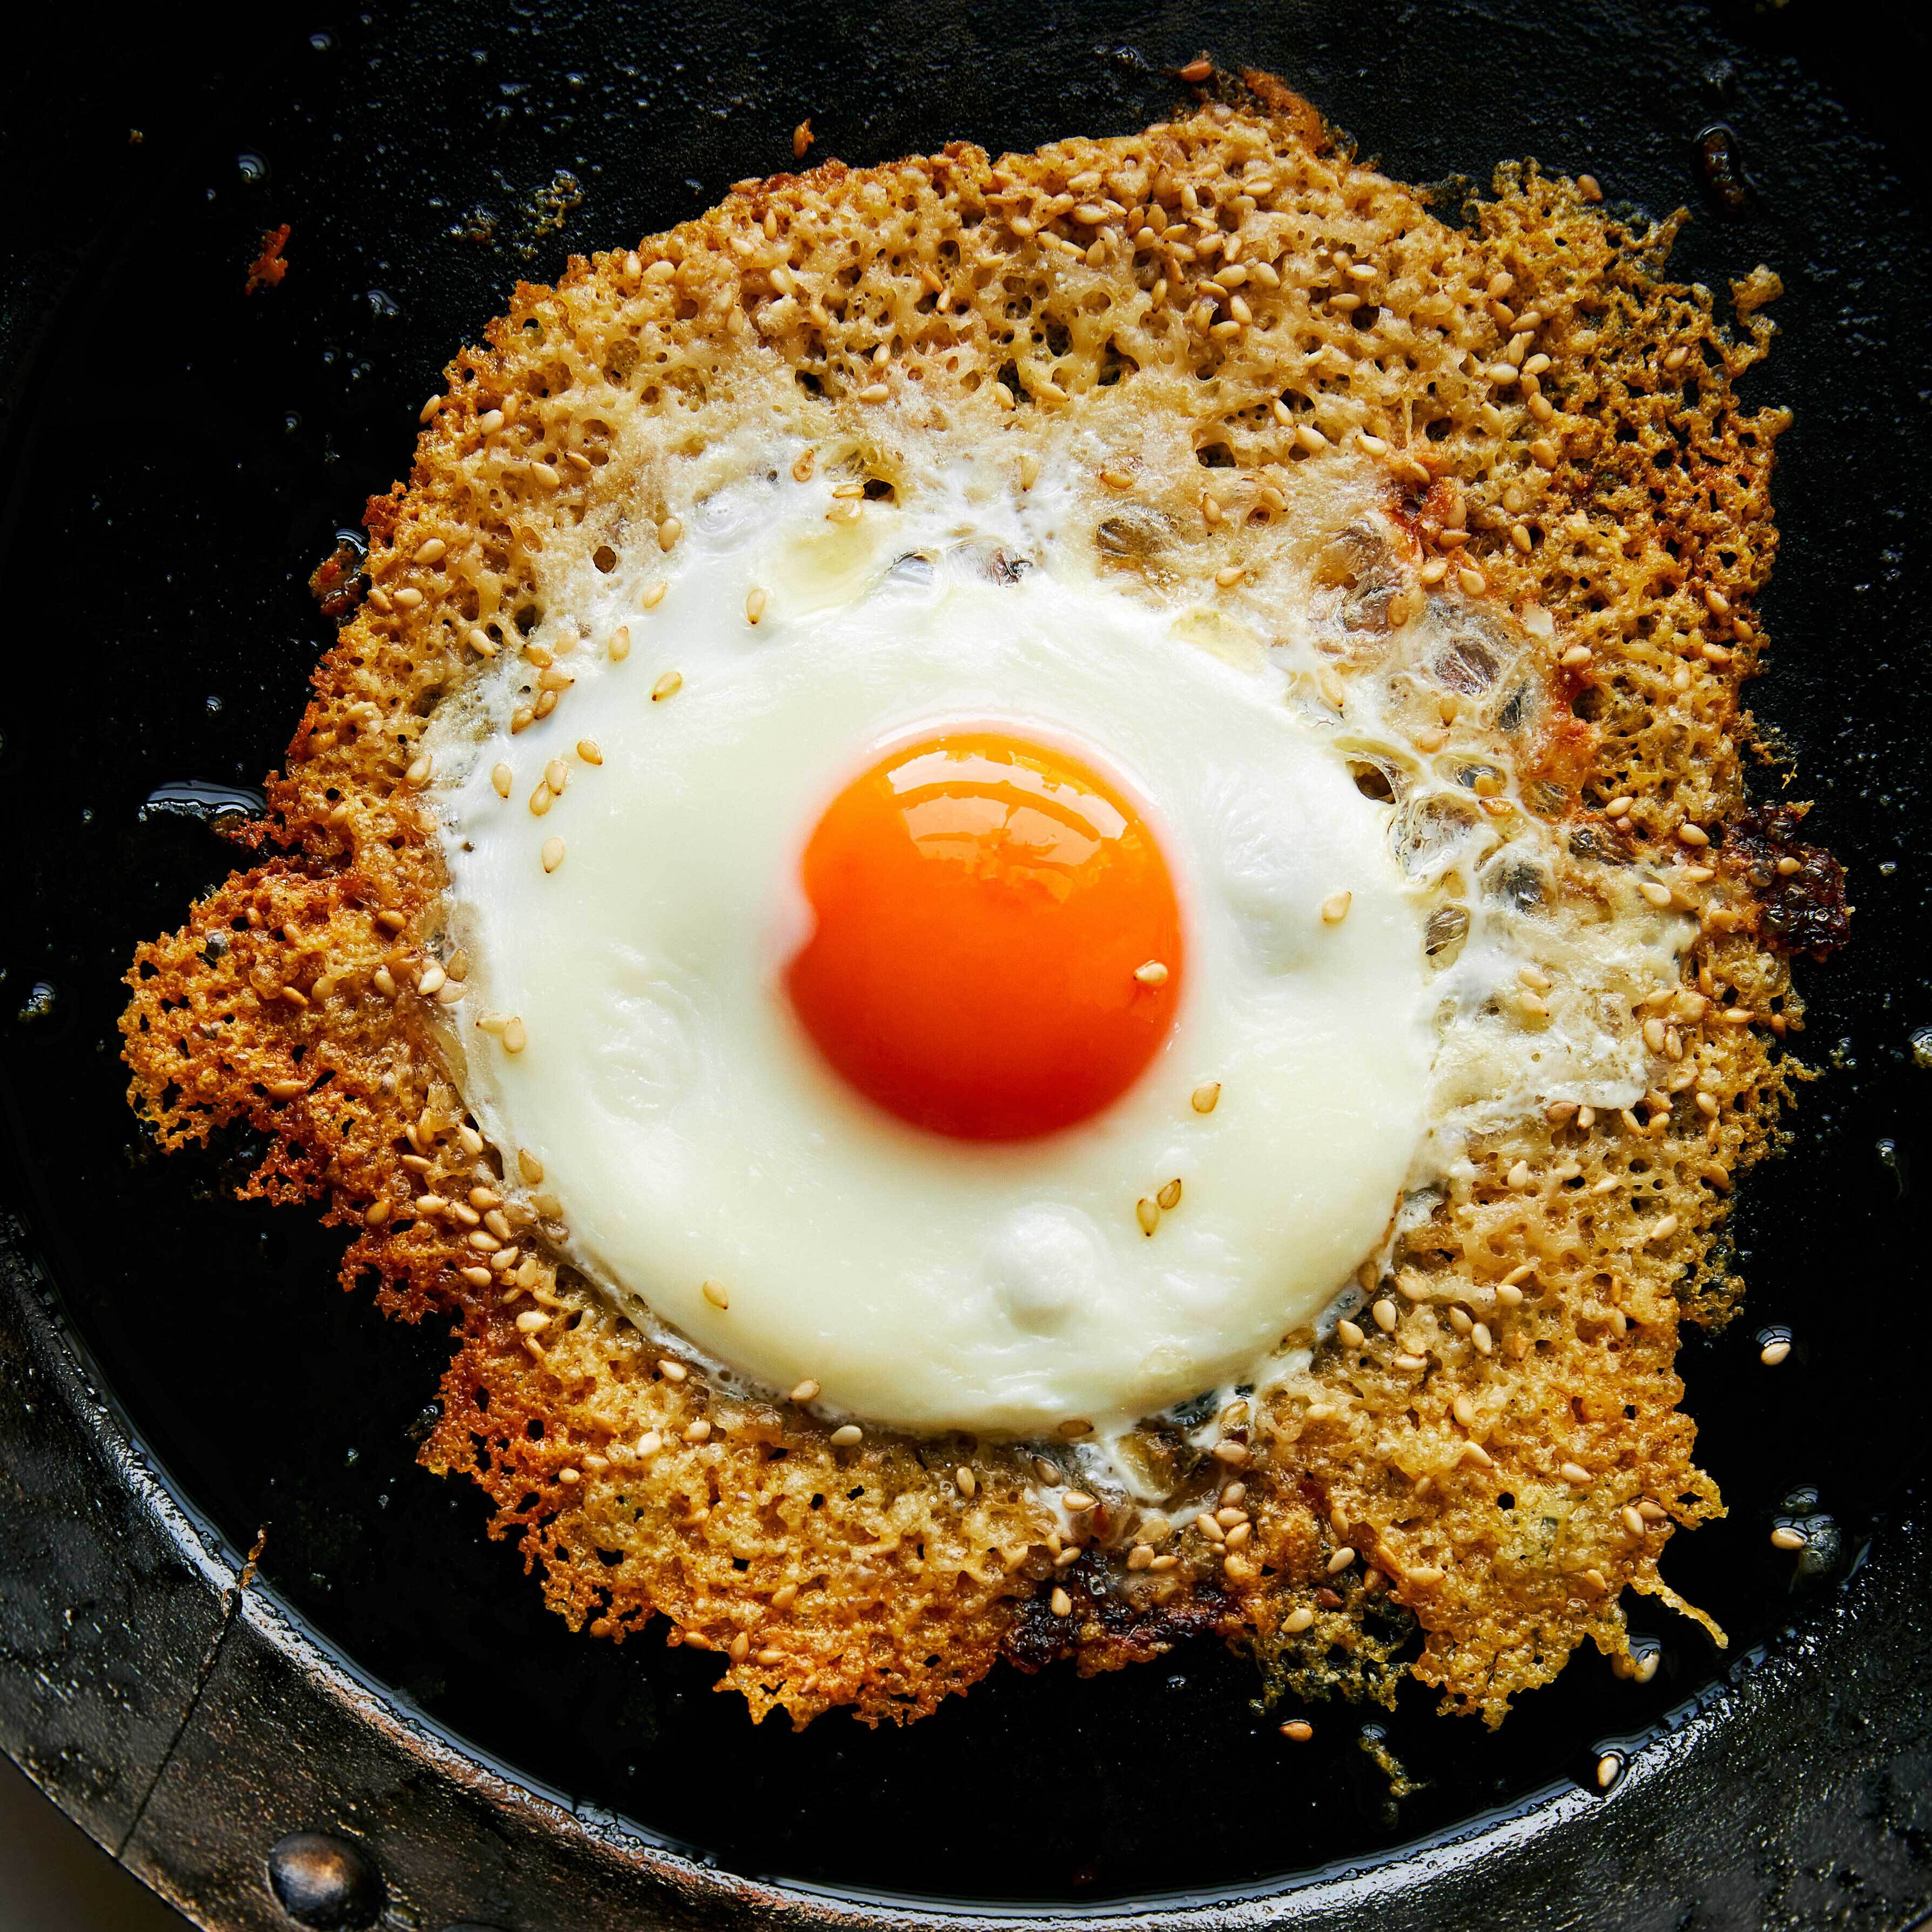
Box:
[237,152,269,186]
[140,779,266,827]
[16,981,57,1025]
[1877,1137,1907,1199]
[1909,1024,1932,1069]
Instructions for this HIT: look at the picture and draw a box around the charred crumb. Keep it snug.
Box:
[308,538,368,619]
[1724,804,1851,959]
[1002,1549,1233,1672]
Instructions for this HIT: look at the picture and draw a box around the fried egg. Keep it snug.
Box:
[427,456,1445,1434]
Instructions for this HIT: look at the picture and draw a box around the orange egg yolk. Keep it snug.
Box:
[785,730,1184,1140]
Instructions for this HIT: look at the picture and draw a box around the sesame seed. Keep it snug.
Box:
[491,763,513,798]
[502,1016,527,1053]
[642,578,669,609]
[1647,1214,1678,1242]
[652,670,683,702]
[416,964,446,997]
[1214,564,1244,588]
[577,741,603,767]
[1280,1719,1314,1742]
[1327,1546,1356,1574]
[1134,960,1169,986]
[1156,1178,1183,1211]
[393,587,424,609]
[858,382,890,403]
[1127,1544,1153,1570]
[1770,1525,1806,1551]
[1622,1505,1647,1537]
[1190,1081,1222,1114]
[1136,1196,1161,1236]
[790,1378,821,1402]
[702,1278,730,1309]
[1640,881,1674,908]
[1508,1159,1531,1189]
[1458,566,1487,595]
[1195,1512,1226,1543]
[1321,890,1352,925]
[541,837,565,873]
[829,1424,864,1448]
[657,517,683,551]
[1677,822,1711,847]
[1283,1604,1316,1634]
[528,785,553,818]
[466,628,499,657]
[1561,643,1593,667]
[1418,559,1448,585]
[683,1419,711,1443]
[1597,1754,1621,1790]
[1372,1298,1397,1333]
[1760,1338,1792,1366]
[746,587,769,624]
[1049,1587,1073,1617]
[1561,1462,1591,1486]
[1059,1418,1094,1440]
[1337,1318,1365,1349]
[405,752,433,786]
[544,758,569,794]
[1211,1441,1250,1466]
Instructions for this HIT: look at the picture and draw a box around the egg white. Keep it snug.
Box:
[427,465,1437,1435]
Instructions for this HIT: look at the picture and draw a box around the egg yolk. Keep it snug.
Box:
[785,730,1183,1140]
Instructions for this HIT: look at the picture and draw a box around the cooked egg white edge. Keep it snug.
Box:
[427,473,1434,1435]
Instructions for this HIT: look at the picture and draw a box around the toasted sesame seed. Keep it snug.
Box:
[1156,1177,1183,1211]
[1136,1196,1161,1236]
[1280,1719,1314,1742]
[1775,854,1801,876]
[1049,1587,1073,1617]
[651,670,683,702]
[1059,1418,1094,1439]
[1134,959,1169,986]
[702,1278,730,1309]
[540,837,565,873]
[1677,822,1710,847]
[528,785,553,818]
[1759,1338,1792,1366]
[746,587,769,624]
[1148,1552,1180,1572]
[544,758,569,795]
[791,1378,820,1403]
[1283,1604,1316,1634]
[1327,1546,1356,1575]
[576,741,603,768]
[1771,1525,1806,1551]
[830,1424,864,1447]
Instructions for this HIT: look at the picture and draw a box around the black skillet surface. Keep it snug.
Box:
[2,1,1931,1923]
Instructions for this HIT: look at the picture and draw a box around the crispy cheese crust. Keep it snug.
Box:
[122,77,1834,1729]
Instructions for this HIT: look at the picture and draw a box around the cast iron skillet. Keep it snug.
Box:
[2,3,1930,1927]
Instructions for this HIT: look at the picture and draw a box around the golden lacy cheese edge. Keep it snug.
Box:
[122,75,1841,1729]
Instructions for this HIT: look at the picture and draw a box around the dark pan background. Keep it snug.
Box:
[2,0,1929,1908]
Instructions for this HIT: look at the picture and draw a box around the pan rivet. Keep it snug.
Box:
[266,1832,386,1929]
